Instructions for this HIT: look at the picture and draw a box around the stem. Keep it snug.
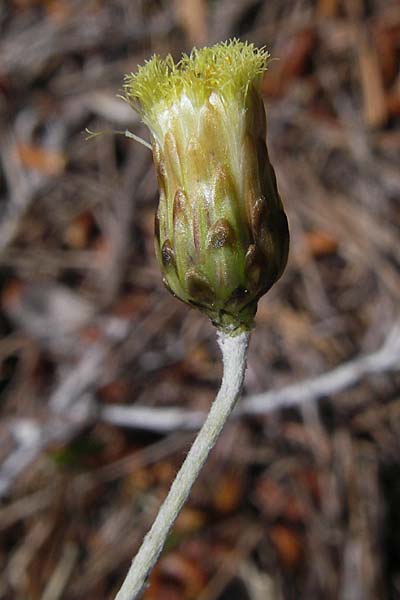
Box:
[115,330,250,600]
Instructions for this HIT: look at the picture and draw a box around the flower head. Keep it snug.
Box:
[123,40,289,333]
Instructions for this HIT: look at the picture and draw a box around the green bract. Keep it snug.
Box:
[123,40,289,334]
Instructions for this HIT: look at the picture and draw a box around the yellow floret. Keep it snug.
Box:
[123,39,269,118]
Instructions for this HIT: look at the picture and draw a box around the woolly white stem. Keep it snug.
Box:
[115,330,250,600]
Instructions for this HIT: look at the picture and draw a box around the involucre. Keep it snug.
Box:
[123,40,289,334]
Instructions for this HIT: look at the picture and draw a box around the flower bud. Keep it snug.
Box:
[123,40,289,333]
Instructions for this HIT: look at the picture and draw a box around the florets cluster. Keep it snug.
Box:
[123,39,269,123]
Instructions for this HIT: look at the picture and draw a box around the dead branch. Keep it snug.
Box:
[102,322,400,432]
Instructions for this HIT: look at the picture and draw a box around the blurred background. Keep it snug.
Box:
[1,1,400,598]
